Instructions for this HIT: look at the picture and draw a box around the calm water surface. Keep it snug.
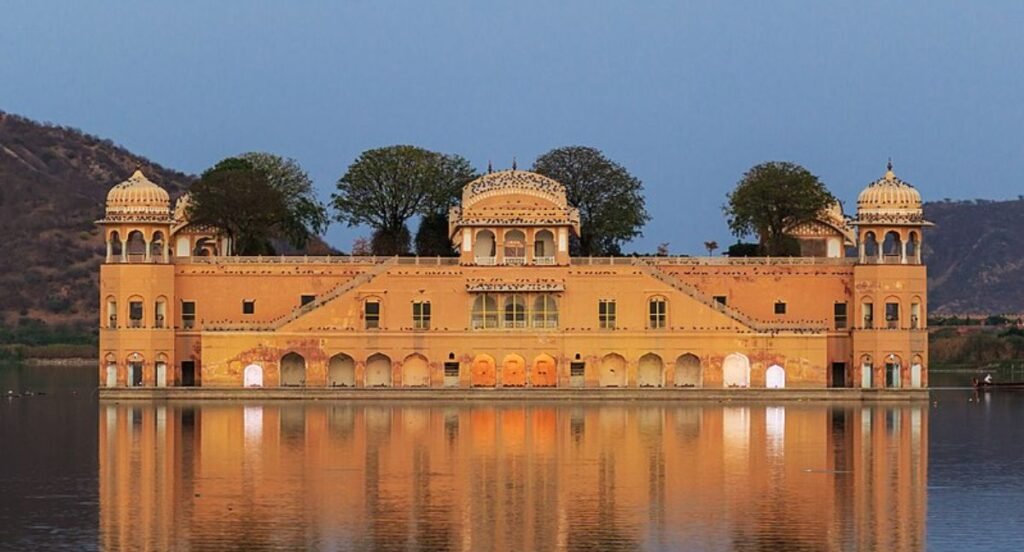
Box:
[1,365,1023,551]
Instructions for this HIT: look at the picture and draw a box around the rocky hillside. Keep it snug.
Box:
[0,111,193,328]
[923,198,1024,315]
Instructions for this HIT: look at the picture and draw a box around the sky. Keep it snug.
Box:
[2,0,1022,254]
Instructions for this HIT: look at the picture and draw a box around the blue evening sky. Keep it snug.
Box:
[2,1,1021,253]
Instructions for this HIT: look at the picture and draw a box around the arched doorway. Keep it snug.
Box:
[885,355,902,388]
[860,355,873,388]
[365,353,392,387]
[637,353,664,387]
[244,364,264,388]
[402,354,430,387]
[474,230,496,263]
[502,354,526,387]
[128,353,144,387]
[531,354,558,387]
[328,354,355,387]
[674,354,702,387]
[471,354,496,387]
[599,353,627,387]
[104,353,117,388]
[280,353,305,387]
[766,364,786,389]
[722,353,750,388]
[155,354,168,387]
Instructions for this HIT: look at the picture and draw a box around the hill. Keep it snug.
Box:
[0,111,193,331]
[923,198,1024,315]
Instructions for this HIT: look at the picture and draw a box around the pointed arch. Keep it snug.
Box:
[531,353,558,387]
[280,352,306,387]
[722,353,750,388]
[365,353,392,387]
[502,354,526,387]
[766,364,786,389]
[328,353,355,387]
[244,363,264,388]
[599,353,627,387]
[471,354,496,387]
[402,353,430,387]
[674,354,702,387]
[637,353,664,387]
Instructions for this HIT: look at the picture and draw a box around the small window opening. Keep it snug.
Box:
[242,300,255,315]
[774,301,787,315]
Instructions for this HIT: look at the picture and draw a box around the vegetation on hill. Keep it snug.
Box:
[923,198,1024,314]
[0,110,192,337]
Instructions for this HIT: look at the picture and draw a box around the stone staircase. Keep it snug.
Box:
[637,261,826,332]
[274,257,398,330]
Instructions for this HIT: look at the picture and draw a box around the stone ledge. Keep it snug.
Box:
[99,387,930,402]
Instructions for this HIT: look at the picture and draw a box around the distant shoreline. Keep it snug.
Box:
[21,357,95,367]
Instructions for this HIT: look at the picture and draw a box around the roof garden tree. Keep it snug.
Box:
[415,153,477,256]
[724,161,835,256]
[186,155,328,255]
[238,152,329,250]
[531,146,649,256]
[332,146,477,256]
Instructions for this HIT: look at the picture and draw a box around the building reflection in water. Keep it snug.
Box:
[99,401,927,551]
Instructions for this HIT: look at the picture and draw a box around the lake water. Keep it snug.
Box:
[1,365,1023,551]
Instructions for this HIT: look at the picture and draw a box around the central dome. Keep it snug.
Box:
[105,170,171,220]
[462,170,567,208]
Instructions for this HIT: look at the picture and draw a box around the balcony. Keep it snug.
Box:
[475,256,496,266]
[534,256,556,265]
[504,256,526,266]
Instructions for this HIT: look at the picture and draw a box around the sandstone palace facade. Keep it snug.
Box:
[97,166,929,390]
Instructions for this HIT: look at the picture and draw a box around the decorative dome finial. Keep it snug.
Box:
[487,160,493,174]
[512,156,517,171]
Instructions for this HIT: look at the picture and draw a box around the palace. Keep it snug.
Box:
[97,165,929,390]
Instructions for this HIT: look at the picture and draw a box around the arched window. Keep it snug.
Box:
[532,295,558,328]
[907,232,920,263]
[648,296,667,329]
[504,294,526,328]
[910,298,922,329]
[883,231,902,261]
[128,295,144,328]
[534,230,555,263]
[150,231,166,262]
[106,296,118,329]
[280,352,306,387]
[861,299,874,329]
[504,230,526,265]
[474,230,496,264]
[126,230,146,262]
[863,232,878,262]
[154,297,167,329]
[109,231,123,262]
[472,294,498,329]
[885,297,900,329]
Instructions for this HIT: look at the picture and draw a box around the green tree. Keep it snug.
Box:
[186,155,328,255]
[724,161,834,256]
[532,146,649,256]
[238,152,329,249]
[187,161,289,255]
[333,146,477,256]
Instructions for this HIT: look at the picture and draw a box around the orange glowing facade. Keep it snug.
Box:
[97,165,929,390]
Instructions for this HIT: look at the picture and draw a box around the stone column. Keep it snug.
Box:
[106,238,112,263]
[144,239,152,262]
